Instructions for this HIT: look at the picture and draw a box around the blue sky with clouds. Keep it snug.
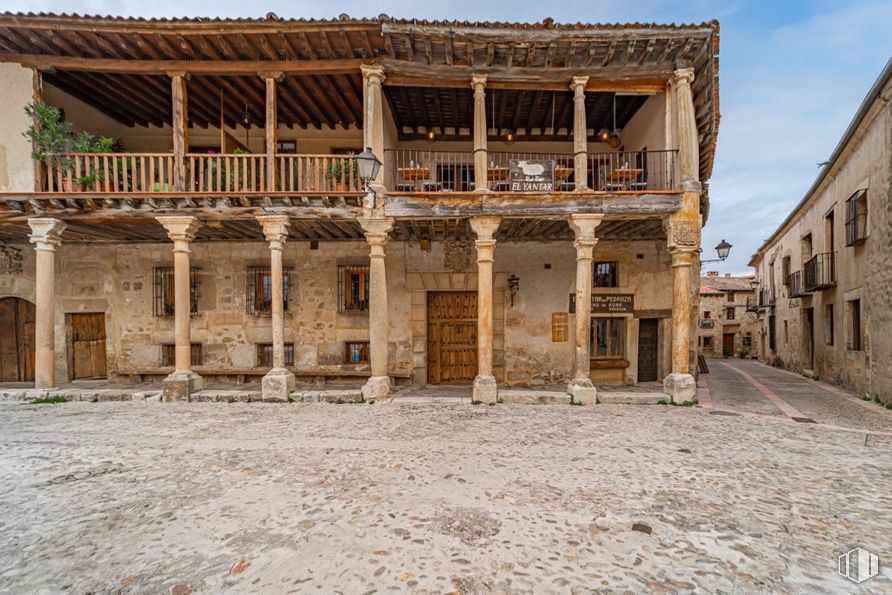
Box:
[9,1,891,272]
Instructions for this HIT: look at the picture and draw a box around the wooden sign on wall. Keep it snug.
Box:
[551,312,569,342]
[569,293,635,314]
[510,159,555,192]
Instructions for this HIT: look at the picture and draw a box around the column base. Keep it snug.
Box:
[262,367,296,403]
[662,373,696,404]
[362,375,391,403]
[161,370,203,402]
[473,375,498,404]
[567,378,597,405]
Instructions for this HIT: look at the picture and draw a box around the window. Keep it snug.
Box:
[338,265,370,312]
[845,189,868,245]
[781,256,791,287]
[742,334,752,349]
[726,291,735,302]
[591,318,624,359]
[703,310,712,320]
[825,304,835,346]
[345,341,370,364]
[246,266,292,316]
[725,307,736,320]
[153,267,200,317]
[593,262,618,287]
[848,299,862,351]
[825,208,835,253]
[703,336,714,349]
[768,315,776,351]
[160,343,202,367]
[256,343,294,367]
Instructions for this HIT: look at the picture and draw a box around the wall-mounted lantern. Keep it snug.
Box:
[507,274,520,306]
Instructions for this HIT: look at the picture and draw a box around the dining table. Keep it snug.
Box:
[397,166,432,190]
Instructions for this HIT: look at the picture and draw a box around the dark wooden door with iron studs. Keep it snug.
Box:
[637,318,659,383]
[0,297,36,382]
[427,291,478,385]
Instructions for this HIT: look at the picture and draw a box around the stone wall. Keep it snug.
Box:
[698,290,759,359]
[0,63,35,192]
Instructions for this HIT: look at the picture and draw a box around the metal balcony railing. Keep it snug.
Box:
[803,252,837,292]
[758,288,776,309]
[785,271,809,298]
[746,296,758,312]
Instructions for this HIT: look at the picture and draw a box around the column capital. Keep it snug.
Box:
[568,214,603,240]
[359,217,394,241]
[28,218,66,251]
[257,215,291,247]
[361,64,386,85]
[471,74,487,93]
[570,75,589,94]
[664,217,701,252]
[157,215,201,243]
[672,67,695,87]
[469,215,501,240]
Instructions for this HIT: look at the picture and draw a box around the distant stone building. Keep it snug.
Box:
[750,58,891,401]
[698,273,759,358]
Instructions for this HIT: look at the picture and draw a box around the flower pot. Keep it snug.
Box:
[61,177,78,192]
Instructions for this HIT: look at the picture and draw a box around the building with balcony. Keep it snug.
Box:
[0,13,720,404]
[749,57,891,401]
[698,272,759,359]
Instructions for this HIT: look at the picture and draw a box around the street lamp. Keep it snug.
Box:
[356,147,382,208]
[700,239,733,266]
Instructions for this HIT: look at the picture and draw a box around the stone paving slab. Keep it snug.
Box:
[597,391,665,405]
[292,389,364,403]
[498,389,572,405]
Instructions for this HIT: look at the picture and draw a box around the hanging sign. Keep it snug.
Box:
[509,159,555,192]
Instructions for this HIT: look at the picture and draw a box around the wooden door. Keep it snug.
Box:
[71,313,107,379]
[722,334,735,358]
[427,292,478,384]
[636,318,658,382]
[0,297,36,382]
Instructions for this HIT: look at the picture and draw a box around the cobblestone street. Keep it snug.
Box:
[1,362,891,593]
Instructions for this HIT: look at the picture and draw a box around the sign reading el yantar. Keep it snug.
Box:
[591,294,634,314]
[509,159,555,192]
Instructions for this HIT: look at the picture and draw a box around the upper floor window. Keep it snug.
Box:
[725,307,736,320]
[153,267,200,317]
[593,262,618,287]
[781,256,791,286]
[339,265,370,313]
[726,291,735,302]
[246,266,292,316]
[845,189,868,245]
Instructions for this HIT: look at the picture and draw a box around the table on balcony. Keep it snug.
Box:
[396,167,431,191]
[607,167,644,190]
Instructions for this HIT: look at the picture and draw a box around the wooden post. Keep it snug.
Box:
[471,74,488,192]
[567,214,603,404]
[31,69,46,192]
[263,74,280,191]
[359,217,395,402]
[361,65,386,186]
[27,218,66,389]
[570,76,589,190]
[257,215,295,402]
[170,73,189,192]
[469,215,501,403]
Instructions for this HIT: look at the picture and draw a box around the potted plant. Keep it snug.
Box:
[24,102,76,191]
[326,155,359,191]
[73,132,116,191]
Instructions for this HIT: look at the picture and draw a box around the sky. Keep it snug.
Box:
[7,1,891,273]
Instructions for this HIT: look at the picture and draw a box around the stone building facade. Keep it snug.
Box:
[0,14,721,404]
[750,58,892,401]
[697,273,759,359]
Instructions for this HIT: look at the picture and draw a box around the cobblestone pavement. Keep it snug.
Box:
[2,384,892,593]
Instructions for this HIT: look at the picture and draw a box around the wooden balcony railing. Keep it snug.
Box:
[42,153,362,194]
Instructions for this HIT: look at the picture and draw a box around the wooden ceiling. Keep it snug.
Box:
[384,86,647,140]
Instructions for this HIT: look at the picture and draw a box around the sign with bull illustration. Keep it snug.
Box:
[509,159,555,192]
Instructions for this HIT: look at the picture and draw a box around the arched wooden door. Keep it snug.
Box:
[0,297,36,382]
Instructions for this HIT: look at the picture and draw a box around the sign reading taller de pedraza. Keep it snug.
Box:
[509,159,555,192]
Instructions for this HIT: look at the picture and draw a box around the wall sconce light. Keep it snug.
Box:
[507,274,520,306]
[419,239,431,252]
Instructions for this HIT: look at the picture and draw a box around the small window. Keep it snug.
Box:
[256,343,294,367]
[344,341,370,364]
[703,336,714,349]
[338,265,370,312]
[726,291,735,302]
[725,307,735,320]
[591,317,624,359]
[593,262,618,287]
[781,256,791,287]
[704,310,712,320]
[825,304,835,346]
[153,267,200,317]
[848,299,862,351]
[246,266,292,316]
[160,343,202,367]
[845,189,868,245]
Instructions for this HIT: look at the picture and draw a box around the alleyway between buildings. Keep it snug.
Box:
[1,363,891,593]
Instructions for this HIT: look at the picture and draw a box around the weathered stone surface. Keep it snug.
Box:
[161,370,202,402]
[261,368,296,402]
[361,375,391,403]
[597,392,664,405]
[498,389,571,405]
[472,374,498,404]
[293,389,363,403]
[663,372,697,403]
[568,379,598,405]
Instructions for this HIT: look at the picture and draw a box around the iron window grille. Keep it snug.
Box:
[256,343,294,367]
[338,265,370,313]
[160,343,202,367]
[344,341,370,364]
[153,267,200,317]
[845,189,868,246]
[593,261,618,287]
[246,266,292,316]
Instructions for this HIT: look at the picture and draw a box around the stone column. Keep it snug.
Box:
[570,76,589,190]
[28,218,66,389]
[663,220,699,403]
[471,74,488,192]
[359,217,395,402]
[469,216,501,403]
[257,215,295,402]
[567,214,603,404]
[361,65,386,187]
[156,215,202,401]
[672,67,699,185]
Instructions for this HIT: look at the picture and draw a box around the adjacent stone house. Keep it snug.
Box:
[749,57,891,401]
[0,14,720,403]
[697,273,759,359]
